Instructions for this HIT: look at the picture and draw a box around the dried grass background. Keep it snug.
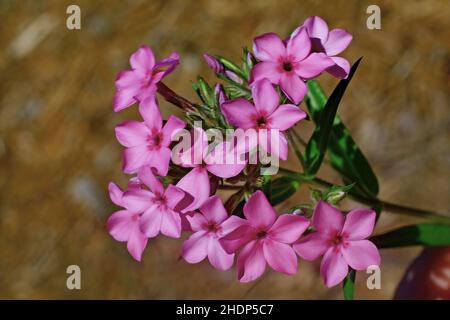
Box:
[0,0,449,299]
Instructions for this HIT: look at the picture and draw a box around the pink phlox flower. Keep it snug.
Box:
[219,191,309,282]
[114,45,179,111]
[115,97,186,175]
[250,27,334,104]
[182,196,247,270]
[293,200,381,287]
[221,78,307,160]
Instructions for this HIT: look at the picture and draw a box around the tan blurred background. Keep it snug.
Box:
[0,0,449,299]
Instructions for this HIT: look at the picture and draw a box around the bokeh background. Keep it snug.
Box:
[0,0,449,299]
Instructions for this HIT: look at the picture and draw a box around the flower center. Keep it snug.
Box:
[282,61,293,72]
[207,223,220,233]
[132,214,140,221]
[154,192,167,206]
[256,116,267,128]
[147,132,163,148]
[256,230,268,239]
[332,234,344,245]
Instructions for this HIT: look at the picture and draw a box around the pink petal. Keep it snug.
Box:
[250,62,281,84]
[312,200,344,235]
[165,184,186,209]
[126,223,148,261]
[323,28,352,56]
[208,238,234,271]
[122,189,155,213]
[122,145,153,174]
[113,86,139,112]
[185,212,208,232]
[115,120,149,148]
[287,27,311,61]
[342,209,376,240]
[219,215,249,237]
[176,128,208,167]
[138,97,162,131]
[205,141,246,179]
[342,240,381,270]
[327,56,350,79]
[182,231,209,263]
[220,98,257,129]
[160,208,182,238]
[263,239,298,275]
[259,130,288,161]
[294,53,335,80]
[147,146,171,176]
[153,52,180,76]
[268,214,309,244]
[161,115,186,146]
[252,32,286,62]
[267,104,307,131]
[219,224,255,254]
[108,182,124,206]
[320,248,349,287]
[140,206,162,238]
[303,16,329,42]
[107,210,136,241]
[251,78,280,115]
[293,232,330,261]
[199,195,228,223]
[137,166,164,195]
[130,45,155,71]
[280,73,307,104]
[115,70,141,89]
[176,167,210,212]
[237,241,267,283]
[243,191,276,229]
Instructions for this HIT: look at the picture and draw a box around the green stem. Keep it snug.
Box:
[278,167,450,224]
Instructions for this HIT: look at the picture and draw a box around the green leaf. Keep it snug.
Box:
[305,76,379,198]
[268,177,300,206]
[371,224,450,248]
[217,56,247,81]
[192,77,215,107]
[304,58,362,176]
[343,269,356,300]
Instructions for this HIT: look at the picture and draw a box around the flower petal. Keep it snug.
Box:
[342,240,381,270]
[219,224,255,254]
[185,212,208,232]
[280,73,307,104]
[126,223,148,261]
[267,104,307,130]
[303,16,329,42]
[108,182,124,206]
[130,45,155,71]
[243,191,276,229]
[327,56,350,79]
[252,32,286,62]
[123,145,153,174]
[138,97,162,131]
[220,98,257,129]
[107,210,136,241]
[115,70,141,89]
[251,78,279,115]
[259,130,288,161]
[294,53,335,80]
[139,206,163,238]
[312,200,345,235]
[263,239,298,275]
[153,52,180,76]
[137,166,164,195]
[148,146,171,176]
[219,215,249,237]
[122,189,155,213]
[176,167,210,212]
[250,62,281,84]
[199,195,228,223]
[208,238,235,271]
[160,208,182,238]
[115,120,149,148]
[113,86,139,112]
[287,27,311,61]
[320,247,349,287]
[293,232,330,261]
[205,141,246,178]
[342,209,376,240]
[164,184,186,210]
[268,214,309,244]
[323,28,352,56]
[237,241,267,283]
[161,115,186,146]
[182,231,209,263]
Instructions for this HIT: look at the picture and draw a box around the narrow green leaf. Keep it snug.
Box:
[304,58,362,176]
[371,224,450,248]
[305,67,379,198]
[343,269,356,300]
[268,177,300,206]
[217,56,247,81]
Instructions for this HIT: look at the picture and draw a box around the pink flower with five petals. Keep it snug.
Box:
[220,191,309,282]
[293,201,381,287]
[114,45,179,111]
[251,27,334,104]
[221,78,307,160]
[115,97,185,175]
[182,196,247,270]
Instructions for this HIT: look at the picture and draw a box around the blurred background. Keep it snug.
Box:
[0,0,449,299]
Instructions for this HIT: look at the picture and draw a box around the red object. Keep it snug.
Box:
[395,247,450,299]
